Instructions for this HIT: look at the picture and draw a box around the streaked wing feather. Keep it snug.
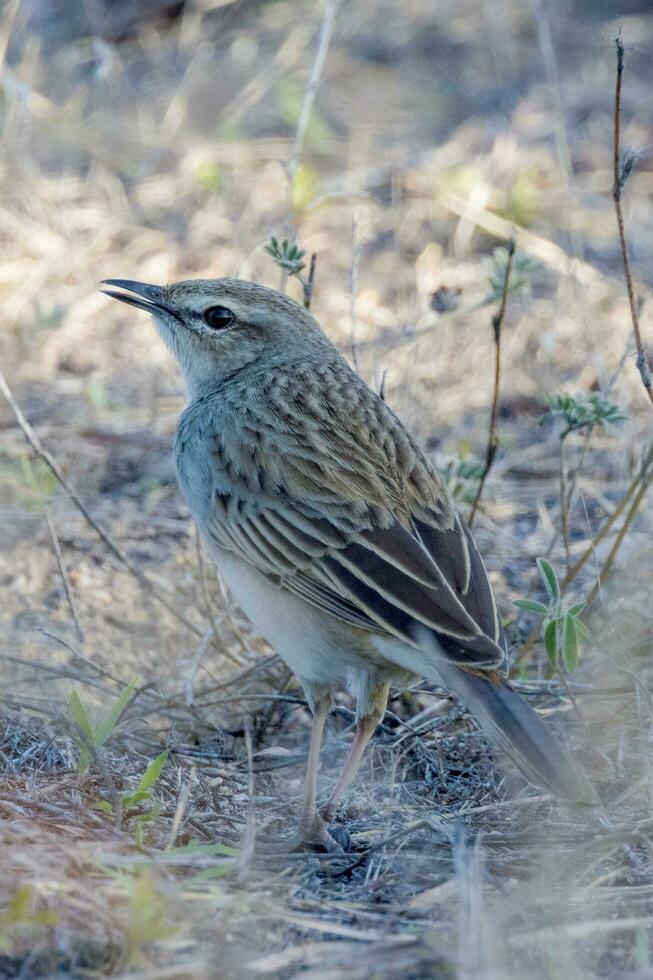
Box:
[412,513,471,595]
[207,492,505,671]
[412,512,502,647]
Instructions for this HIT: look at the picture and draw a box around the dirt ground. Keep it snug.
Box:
[1,0,653,977]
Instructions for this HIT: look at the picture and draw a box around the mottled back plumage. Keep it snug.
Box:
[175,352,506,673]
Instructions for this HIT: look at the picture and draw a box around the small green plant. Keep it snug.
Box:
[541,393,627,569]
[264,236,317,309]
[487,246,537,302]
[0,886,58,954]
[264,236,306,277]
[540,392,627,435]
[439,453,484,505]
[68,677,138,771]
[515,558,591,673]
[97,748,169,845]
[124,872,174,958]
[10,452,58,509]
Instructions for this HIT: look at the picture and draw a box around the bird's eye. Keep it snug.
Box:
[204,306,234,330]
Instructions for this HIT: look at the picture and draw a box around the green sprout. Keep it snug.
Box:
[264,236,306,277]
[515,558,591,673]
[439,454,485,505]
[0,886,58,955]
[68,677,138,772]
[540,393,627,435]
[488,246,537,302]
[264,235,317,309]
[540,393,627,569]
[97,748,169,845]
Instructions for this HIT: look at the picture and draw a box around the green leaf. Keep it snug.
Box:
[514,599,549,615]
[537,558,560,604]
[190,863,237,882]
[136,749,169,795]
[562,613,578,672]
[122,790,152,810]
[575,618,593,647]
[6,886,32,921]
[69,691,95,747]
[94,677,138,749]
[567,601,585,617]
[543,620,558,670]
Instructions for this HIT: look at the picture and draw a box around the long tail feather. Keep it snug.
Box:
[435,663,598,804]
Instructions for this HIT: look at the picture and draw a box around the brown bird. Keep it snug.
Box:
[103,276,597,850]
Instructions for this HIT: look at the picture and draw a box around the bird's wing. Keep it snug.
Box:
[207,494,505,671]
[194,360,507,674]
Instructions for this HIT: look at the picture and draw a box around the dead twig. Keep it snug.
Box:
[280,0,340,291]
[0,367,203,637]
[585,458,652,606]
[302,253,318,309]
[45,509,84,643]
[238,717,257,877]
[612,35,653,408]
[469,238,516,526]
[558,428,572,573]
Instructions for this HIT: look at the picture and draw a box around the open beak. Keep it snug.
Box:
[101,279,178,319]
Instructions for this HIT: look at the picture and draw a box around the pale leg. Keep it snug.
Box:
[321,681,389,823]
[298,693,330,838]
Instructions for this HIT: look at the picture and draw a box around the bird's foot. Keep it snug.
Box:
[292,812,350,853]
[256,813,351,855]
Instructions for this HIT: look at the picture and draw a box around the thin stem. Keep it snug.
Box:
[556,666,592,741]
[514,442,653,666]
[302,252,318,309]
[0,368,202,637]
[559,431,571,573]
[45,509,84,643]
[612,35,653,407]
[469,238,516,527]
[284,0,340,244]
[585,463,652,606]
[562,443,652,590]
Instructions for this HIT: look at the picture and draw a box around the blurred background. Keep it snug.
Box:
[1,1,653,977]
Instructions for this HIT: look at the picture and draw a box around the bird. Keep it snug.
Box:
[102,275,597,850]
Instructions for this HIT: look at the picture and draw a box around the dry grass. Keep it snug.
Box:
[1,1,653,977]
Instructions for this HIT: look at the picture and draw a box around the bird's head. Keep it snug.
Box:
[101,277,334,399]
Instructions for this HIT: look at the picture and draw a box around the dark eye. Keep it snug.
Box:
[204,306,234,330]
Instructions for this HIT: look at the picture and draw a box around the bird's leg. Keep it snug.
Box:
[297,692,331,843]
[321,681,389,824]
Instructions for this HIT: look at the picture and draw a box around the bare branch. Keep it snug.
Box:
[45,509,84,643]
[468,238,516,526]
[612,35,653,407]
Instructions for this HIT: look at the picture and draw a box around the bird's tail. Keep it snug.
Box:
[434,662,598,804]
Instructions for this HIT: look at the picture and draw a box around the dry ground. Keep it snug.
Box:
[1,1,653,977]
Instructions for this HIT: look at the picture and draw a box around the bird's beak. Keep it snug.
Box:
[101,279,174,317]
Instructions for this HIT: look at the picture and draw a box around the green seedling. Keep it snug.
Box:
[439,454,485,505]
[96,748,169,845]
[488,246,537,302]
[540,393,627,568]
[264,236,306,277]
[68,677,138,772]
[515,558,592,673]
[0,886,58,955]
[540,393,627,435]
